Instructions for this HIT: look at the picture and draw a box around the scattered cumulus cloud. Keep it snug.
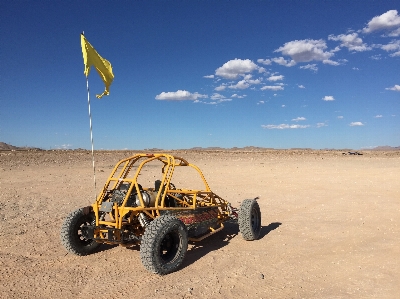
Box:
[229,80,250,90]
[231,94,246,98]
[228,76,262,90]
[370,54,382,60]
[322,96,335,101]
[385,84,400,91]
[271,57,297,67]
[322,59,340,66]
[267,75,284,81]
[55,144,72,149]
[260,85,284,91]
[380,40,400,57]
[210,93,226,100]
[328,33,371,52]
[155,90,207,101]
[258,67,268,74]
[374,115,383,118]
[215,58,259,79]
[274,39,334,63]
[362,10,400,35]
[316,122,327,128]
[292,117,306,121]
[257,58,272,65]
[214,84,227,91]
[338,116,344,119]
[300,64,318,72]
[203,75,214,79]
[297,84,305,89]
[262,124,310,129]
[349,122,364,126]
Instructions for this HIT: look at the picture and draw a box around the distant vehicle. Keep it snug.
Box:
[60,153,261,274]
[342,152,363,155]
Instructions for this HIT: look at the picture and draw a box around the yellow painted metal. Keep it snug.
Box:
[90,153,231,244]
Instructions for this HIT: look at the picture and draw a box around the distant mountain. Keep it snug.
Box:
[371,146,400,151]
[0,142,19,150]
[0,142,41,151]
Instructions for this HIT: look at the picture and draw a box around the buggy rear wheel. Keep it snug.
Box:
[238,199,261,240]
[60,208,100,255]
[140,215,188,275]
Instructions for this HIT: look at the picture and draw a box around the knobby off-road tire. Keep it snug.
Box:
[60,208,100,255]
[140,215,188,275]
[238,199,262,240]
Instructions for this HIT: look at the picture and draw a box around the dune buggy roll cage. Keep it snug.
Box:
[89,153,234,243]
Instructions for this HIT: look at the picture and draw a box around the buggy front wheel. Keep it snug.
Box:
[140,215,188,275]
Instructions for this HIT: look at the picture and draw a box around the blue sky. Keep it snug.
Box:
[1,1,399,150]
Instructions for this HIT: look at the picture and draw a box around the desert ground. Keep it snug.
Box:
[0,149,399,298]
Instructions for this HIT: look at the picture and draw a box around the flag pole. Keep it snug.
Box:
[86,76,97,200]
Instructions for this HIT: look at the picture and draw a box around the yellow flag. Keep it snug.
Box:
[81,34,114,99]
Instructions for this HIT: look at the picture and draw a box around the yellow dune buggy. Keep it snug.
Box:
[61,153,261,274]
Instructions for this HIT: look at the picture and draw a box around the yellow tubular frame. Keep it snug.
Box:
[90,153,231,243]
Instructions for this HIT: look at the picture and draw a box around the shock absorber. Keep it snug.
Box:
[138,212,151,228]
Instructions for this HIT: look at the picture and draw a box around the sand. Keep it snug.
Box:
[0,149,399,298]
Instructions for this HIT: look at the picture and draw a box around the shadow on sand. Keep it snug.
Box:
[180,221,282,270]
[90,221,283,265]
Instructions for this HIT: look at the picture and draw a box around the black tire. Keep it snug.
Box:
[140,215,188,275]
[238,199,261,240]
[60,208,100,255]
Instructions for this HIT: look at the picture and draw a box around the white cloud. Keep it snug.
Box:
[231,94,246,98]
[257,101,265,105]
[328,33,371,52]
[257,58,272,65]
[388,27,400,37]
[203,75,214,79]
[380,40,400,51]
[322,96,335,101]
[210,93,226,100]
[274,39,334,63]
[300,64,318,72]
[316,122,327,128]
[258,67,267,74]
[385,84,400,91]
[282,105,286,108]
[267,75,284,81]
[370,54,382,60]
[271,57,297,67]
[349,122,364,126]
[374,115,383,118]
[337,116,344,119]
[215,58,259,79]
[195,97,232,105]
[262,124,310,129]
[228,80,250,90]
[214,84,227,91]
[322,59,340,66]
[260,85,284,91]
[292,117,306,121]
[297,84,305,89]
[155,90,207,101]
[380,40,400,57]
[362,10,400,34]
[56,144,72,149]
